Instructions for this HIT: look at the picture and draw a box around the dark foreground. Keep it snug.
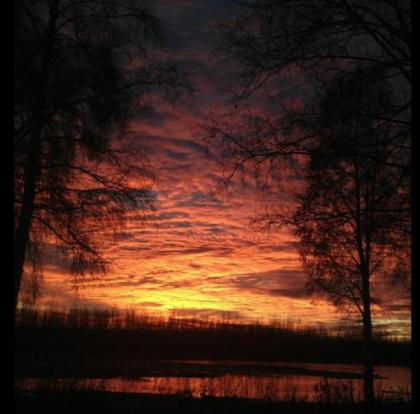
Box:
[15,391,411,414]
[16,325,411,366]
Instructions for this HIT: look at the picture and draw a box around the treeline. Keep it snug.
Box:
[15,305,402,341]
[15,306,411,370]
[15,305,331,334]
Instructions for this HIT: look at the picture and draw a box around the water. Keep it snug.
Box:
[16,361,411,402]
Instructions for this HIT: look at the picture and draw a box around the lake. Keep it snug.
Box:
[16,360,411,402]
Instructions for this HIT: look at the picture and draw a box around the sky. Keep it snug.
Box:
[33,0,410,338]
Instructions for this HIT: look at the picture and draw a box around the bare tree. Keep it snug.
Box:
[206,66,410,405]
[14,0,190,311]
[204,1,411,404]
[278,69,409,403]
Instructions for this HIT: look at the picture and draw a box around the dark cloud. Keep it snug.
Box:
[166,220,192,228]
[206,226,225,234]
[175,139,209,155]
[175,191,223,208]
[120,246,152,252]
[266,287,309,299]
[158,211,191,219]
[227,269,307,299]
[113,232,135,241]
[164,148,190,160]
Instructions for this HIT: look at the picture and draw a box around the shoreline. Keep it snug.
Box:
[15,390,412,414]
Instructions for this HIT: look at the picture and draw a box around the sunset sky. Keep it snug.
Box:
[35,0,410,338]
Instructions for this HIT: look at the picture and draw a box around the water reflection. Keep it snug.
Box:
[16,363,411,402]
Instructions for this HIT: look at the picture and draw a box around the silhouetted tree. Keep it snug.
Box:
[206,67,410,403]
[207,1,411,401]
[277,69,408,403]
[14,0,189,311]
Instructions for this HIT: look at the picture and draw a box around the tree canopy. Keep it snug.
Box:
[210,0,410,173]
[14,0,190,309]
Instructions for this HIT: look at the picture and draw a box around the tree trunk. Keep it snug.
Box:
[354,160,374,406]
[14,126,42,312]
[361,267,374,406]
[14,1,58,313]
